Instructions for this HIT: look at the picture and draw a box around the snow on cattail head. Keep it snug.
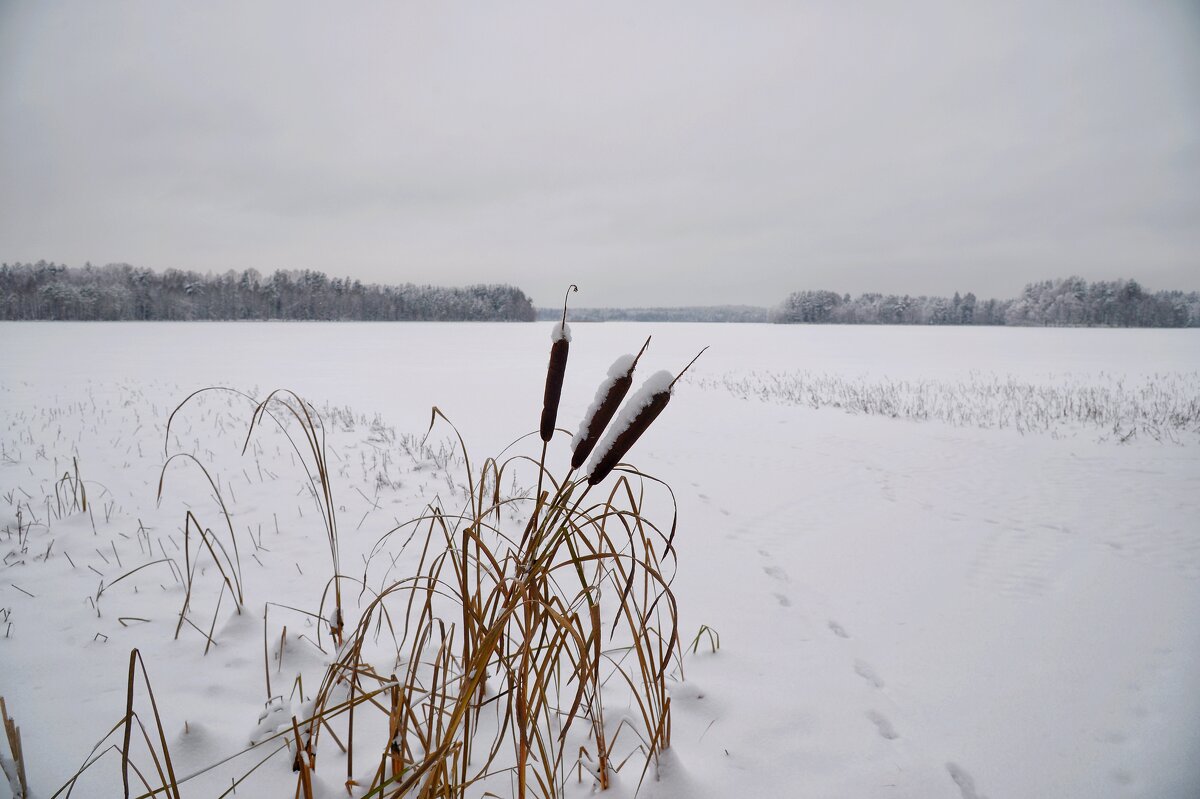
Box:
[571,337,651,470]
[585,371,673,485]
[540,284,577,442]
[584,346,707,485]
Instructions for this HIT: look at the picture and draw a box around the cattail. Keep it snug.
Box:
[585,347,707,485]
[540,285,577,442]
[571,337,651,470]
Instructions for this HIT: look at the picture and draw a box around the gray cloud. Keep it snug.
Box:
[2,0,1197,307]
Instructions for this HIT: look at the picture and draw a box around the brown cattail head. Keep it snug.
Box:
[540,335,569,441]
[585,369,673,485]
[539,285,577,442]
[585,346,707,485]
[570,337,651,470]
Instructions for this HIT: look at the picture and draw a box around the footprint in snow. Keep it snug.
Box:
[865,710,898,740]
[946,763,987,799]
[762,565,789,582]
[854,659,884,689]
[827,620,849,638]
[772,592,792,607]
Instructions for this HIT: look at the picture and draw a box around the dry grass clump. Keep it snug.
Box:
[158,386,349,652]
[54,457,88,518]
[54,291,708,798]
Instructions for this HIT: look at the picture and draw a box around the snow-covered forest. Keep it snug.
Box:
[541,278,1200,327]
[0,262,537,321]
[775,277,1200,327]
[6,264,1199,328]
[535,305,771,323]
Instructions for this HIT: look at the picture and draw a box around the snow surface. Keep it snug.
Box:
[1,322,1199,799]
[584,369,674,480]
[570,352,637,454]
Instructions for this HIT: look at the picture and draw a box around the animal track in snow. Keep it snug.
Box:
[772,592,792,607]
[853,659,884,689]
[761,565,789,582]
[827,620,849,638]
[865,710,898,739]
[946,762,987,799]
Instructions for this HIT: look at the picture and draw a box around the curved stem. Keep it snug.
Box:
[560,284,578,327]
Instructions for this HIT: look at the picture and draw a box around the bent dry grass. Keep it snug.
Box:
[47,316,707,798]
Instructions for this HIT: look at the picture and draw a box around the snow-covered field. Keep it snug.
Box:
[1,322,1198,799]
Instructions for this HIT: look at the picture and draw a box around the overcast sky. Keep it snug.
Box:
[1,1,1197,307]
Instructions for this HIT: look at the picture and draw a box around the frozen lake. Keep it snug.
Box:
[3,321,1197,442]
[1,321,1198,799]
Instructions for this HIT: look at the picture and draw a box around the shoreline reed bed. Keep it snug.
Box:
[51,294,708,798]
[706,370,1200,442]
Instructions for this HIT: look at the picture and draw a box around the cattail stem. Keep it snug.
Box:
[633,335,652,366]
[530,440,549,536]
[670,346,709,388]
[560,284,577,327]
[534,481,592,566]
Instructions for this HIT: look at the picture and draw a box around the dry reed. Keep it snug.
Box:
[1,697,29,799]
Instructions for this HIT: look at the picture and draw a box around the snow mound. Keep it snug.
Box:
[551,321,572,342]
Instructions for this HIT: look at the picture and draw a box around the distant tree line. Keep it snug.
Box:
[535,305,770,323]
[775,278,1200,327]
[0,262,537,321]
